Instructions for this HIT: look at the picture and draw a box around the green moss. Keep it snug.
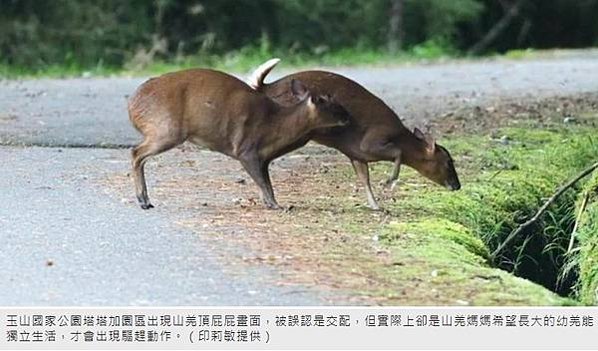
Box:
[399,127,595,241]
[383,219,490,261]
[374,219,571,305]
[368,125,597,304]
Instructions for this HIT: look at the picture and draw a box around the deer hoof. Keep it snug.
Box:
[382,179,398,190]
[265,202,282,210]
[368,203,382,211]
[137,196,154,210]
[140,203,154,210]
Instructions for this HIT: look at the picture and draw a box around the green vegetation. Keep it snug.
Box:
[566,173,598,305]
[376,220,569,305]
[2,0,598,77]
[354,120,598,304]
[0,40,459,79]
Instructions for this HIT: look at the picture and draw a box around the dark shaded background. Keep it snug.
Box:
[1,0,597,68]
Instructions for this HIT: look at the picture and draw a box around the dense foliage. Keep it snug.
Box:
[1,0,597,68]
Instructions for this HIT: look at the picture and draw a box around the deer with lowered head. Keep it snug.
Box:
[247,59,461,210]
[128,68,350,210]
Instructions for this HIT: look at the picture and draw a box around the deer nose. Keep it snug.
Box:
[445,179,461,191]
[450,179,461,191]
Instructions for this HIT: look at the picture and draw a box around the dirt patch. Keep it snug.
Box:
[423,92,598,136]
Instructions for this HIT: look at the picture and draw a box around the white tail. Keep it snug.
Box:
[246,58,281,90]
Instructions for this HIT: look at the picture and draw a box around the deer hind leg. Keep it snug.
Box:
[131,134,182,209]
[384,156,402,190]
[239,154,280,210]
[350,159,380,211]
[260,162,279,208]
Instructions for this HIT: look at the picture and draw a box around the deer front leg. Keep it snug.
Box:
[350,159,381,211]
[384,156,402,190]
[359,133,402,192]
[239,155,280,210]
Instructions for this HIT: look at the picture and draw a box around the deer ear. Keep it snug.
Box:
[413,127,426,140]
[414,127,436,153]
[290,79,309,102]
[425,135,436,153]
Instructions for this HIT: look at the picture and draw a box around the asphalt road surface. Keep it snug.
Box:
[1,53,598,305]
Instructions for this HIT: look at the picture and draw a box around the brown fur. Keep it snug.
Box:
[254,68,461,210]
[128,68,349,210]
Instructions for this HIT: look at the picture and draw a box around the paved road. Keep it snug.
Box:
[1,54,598,305]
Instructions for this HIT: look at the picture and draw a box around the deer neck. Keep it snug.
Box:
[397,131,429,167]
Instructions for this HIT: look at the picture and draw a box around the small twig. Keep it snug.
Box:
[492,161,598,259]
[567,191,590,253]
[488,169,503,181]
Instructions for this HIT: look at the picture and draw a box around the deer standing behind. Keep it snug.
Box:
[248,59,461,210]
[128,68,350,210]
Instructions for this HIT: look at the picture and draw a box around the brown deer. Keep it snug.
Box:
[128,68,350,210]
[248,59,460,210]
